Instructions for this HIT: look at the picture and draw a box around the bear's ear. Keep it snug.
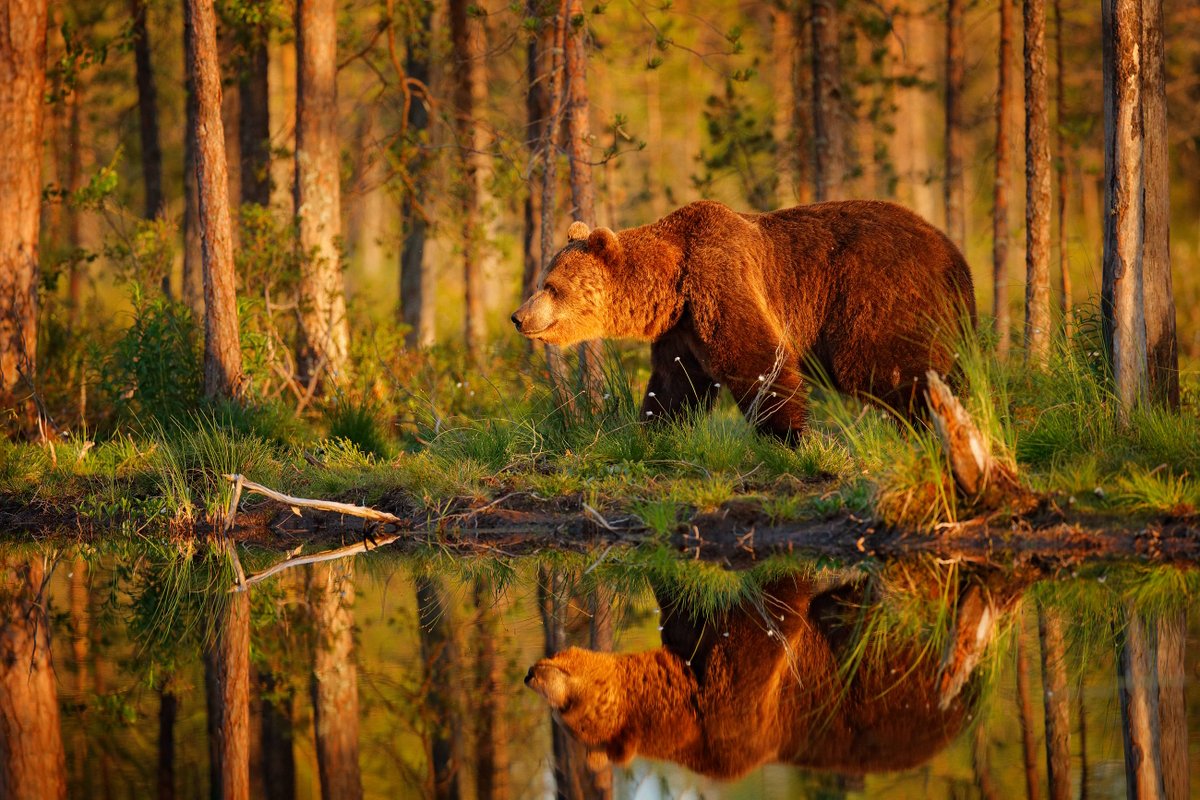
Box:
[587,227,621,263]
[567,221,591,242]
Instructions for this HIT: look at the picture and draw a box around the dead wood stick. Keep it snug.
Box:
[231,533,403,592]
[223,474,406,524]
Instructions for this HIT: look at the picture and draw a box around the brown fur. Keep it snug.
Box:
[511,200,976,439]
[525,576,992,781]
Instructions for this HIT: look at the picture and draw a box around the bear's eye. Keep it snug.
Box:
[544,282,559,298]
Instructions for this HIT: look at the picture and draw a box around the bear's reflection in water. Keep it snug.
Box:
[526,573,1020,781]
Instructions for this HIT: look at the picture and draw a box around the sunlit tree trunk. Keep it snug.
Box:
[1024,0,1052,366]
[204,591,251,800]
[309,562,363,800]
[0,556,67,800]
[0,1,48,412]
[539,1,570,392]
[183,10,205,318]
[994,0,1015,359]
[1015,622,1042,800]
[295,0,350,387]
[417,576,463,800]
[1101,0,1148,412]
[811,0,844,201]
[1053,0,1070,328]
[522,1,546,303]
[187,0,244,399]
[1038,608,1070,800]
[1140,0,1176,409]
[1155,609,1187,800]
[1117,607,1165,800]
[771,5,797,201]
[887,0,936,219]
[944,0,965,249]
[239,6,271,208]
[400,4,435,347]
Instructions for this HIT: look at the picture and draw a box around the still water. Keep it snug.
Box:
[1,545,1196,799]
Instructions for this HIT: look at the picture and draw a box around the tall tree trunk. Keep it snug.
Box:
[887,0,936,218]
[1155,609,1187,800]
[994,0,1014,359]
[811,0,844,201]
[295,0,350,387]
[400,5,435,347]
[1015,623,1042,800]
[450,0,492,364]
[308,562,363,800]
[771,5,797,201]
[944,0,965,249]
[183,10,205,318]
[1038,608,1071,800]
[0,1,48,412]
[539,1,570,394]
[522,2,546,303]
[239,9,271,207]
[1139,0,1176,409]
[1024,0,1053,366]
[259,672,296,800]
[187,0,244,399]
[204,591,251,800]
[157,688,178,800]
[1117,607,1165,800]
[472,578,511,800]
[564,0,604,395]
[0,556,67,800]
[131,0,165,222]
[65,86,88,328]
[416,576,463,800]
[1101,0,1148,412]
[1053,0,1071,327]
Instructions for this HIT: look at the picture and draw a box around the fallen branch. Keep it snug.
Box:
[224,474,406,524]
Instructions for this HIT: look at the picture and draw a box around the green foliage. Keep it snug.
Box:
[693,78,777,212]
[324,394,395,459]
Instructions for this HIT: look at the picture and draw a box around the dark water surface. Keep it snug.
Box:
[1,544,1197,799]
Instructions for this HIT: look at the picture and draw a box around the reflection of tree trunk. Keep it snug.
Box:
[260,672,296,800]
[473,578,510,800]
[204,591,251,800]
[1078,684,1088,800]
[157,688,178,800]
[1038,609,1071,800]
[0,556,68,800]
[973,719,1000,800]
[417,576,462,800]
[1015,622,1041,800]
[309,562,363,800]
[1117,608,1164,800]
[1155,609,1187,800]
[68,558,91,789]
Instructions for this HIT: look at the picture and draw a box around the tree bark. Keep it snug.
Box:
[1139,0,1177,409]
[945,0,965,249]
[539,1,571,392]
[309,561,363,800]
[1155,609,1187,800]
[0,556,67,800]
[0,1,48,411]
[204,591,251,800]
[1053,0,1071,327]
[132,0,164,221]
[811,0,845,201]
[522,1,546,303]
[1024,0,1053,367]
[183,10,205,318]
[450,0,491,364]
[1117,608,1165,800]
[1015,622,1042,800]
[400,5,435,347]
[994,0,1014,359]
[887,0,936,218]
[295,0,350,387]
[239,8,272,208]
[1101,0,1148,412]
[416,576,463,800]
[187,0,244,399]
[1038,608,1071,800]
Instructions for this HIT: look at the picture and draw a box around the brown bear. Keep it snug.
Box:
[511,200,975,438]
[525,573,1018,781]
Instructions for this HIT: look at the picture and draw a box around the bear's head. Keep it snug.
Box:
[524,646,637,766]
[511,221,622,346]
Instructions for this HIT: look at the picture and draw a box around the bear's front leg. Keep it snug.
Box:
[642,334,718,423]
[722,366,809,441]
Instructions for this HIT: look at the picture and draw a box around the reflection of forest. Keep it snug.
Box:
[0,550,1195,799]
